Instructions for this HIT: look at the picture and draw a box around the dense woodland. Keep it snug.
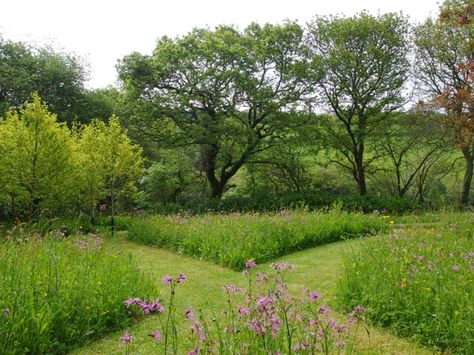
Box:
[0,0,473,220]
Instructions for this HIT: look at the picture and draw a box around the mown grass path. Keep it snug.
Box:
[74,236,434,354]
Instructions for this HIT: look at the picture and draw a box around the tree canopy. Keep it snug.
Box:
[118,22,317,197]
[307,12,411,196]
[0,36,87,123]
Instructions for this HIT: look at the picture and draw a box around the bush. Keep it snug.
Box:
[144,192,422,215]
[0,233,157,354]
[337,218,474,353]
[119,211,383,270]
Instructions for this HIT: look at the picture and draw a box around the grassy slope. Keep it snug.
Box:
[73,236,433,354]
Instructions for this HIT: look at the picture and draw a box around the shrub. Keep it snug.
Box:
[0,233,157,354]
[143,192,422,215]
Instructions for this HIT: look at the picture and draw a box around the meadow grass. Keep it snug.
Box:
[0,233,157,354]
[337,213,474,353]
[74,235,432,354]
[118,210,383,270]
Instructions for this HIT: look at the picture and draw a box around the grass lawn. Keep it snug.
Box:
[73,235,433,354]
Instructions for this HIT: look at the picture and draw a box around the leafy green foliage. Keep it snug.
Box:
[118,23,316,198]
[0,37,86,123]
[0,95,143,220]
[0,94,76,218]
[77,116,143,226]
[308,12,411,195]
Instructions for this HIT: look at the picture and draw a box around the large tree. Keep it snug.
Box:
[307,13,410,195]
[0,36,87,123]
[414,0,474,205]
[118,23,315,198]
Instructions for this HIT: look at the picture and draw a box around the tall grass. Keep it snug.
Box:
[0,233,157,354]
[337,217,474,353]
[119,211,383,270]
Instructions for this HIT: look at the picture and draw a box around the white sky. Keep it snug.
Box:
[0,0,440,89]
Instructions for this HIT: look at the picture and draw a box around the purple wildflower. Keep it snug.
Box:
[293,342,308,351]
[162,276,173,285]
[185,308,194,321]
[249,319,266,336]
[223,285,242,295]
[256,272,268,283]
[120,331,133,344]
[451,265,461,271]
[245,260,256,269]
[148,330,161,342]
[317,306,329,314]
[257,296,273,310]
[177,273,187,283]
[308,292,320,302]
[270,315,281,336]
[237,306,251,317]
[336,340,346,348]
[188,347,202,355]
[271,262,294,271]
[123,297,141,307]
[149,300,165,313]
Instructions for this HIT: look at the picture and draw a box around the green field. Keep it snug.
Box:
[1,211,472,354]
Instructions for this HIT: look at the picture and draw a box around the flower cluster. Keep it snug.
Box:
[183,260,366,354]
[162,273,187,285]
[74,234,103,251]
[121,264,367,354]
[123,298,165,315]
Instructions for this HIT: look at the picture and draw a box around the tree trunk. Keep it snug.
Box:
[354,151,367,196]
[356,169,367,196]
[210,182,225,199]
[202,144,224,199]
[460,147,473,205]
[110,185,115,236]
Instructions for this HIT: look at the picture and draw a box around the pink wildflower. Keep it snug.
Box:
[185,308,194,321]
[120,331,133,344]
[162,276,173,285]
[317,306,329,314]
[148,330,161,342]
[308,292,320,302]
[237,306,251,317]
[245,260,256,269]
[271,262,294,271]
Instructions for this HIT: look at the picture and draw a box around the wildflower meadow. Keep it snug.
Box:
[119,210,383,270]
[337,214,474,353]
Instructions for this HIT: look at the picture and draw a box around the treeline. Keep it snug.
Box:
[0,0,472,218]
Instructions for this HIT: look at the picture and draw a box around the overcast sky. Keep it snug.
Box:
[0,0,440,89]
